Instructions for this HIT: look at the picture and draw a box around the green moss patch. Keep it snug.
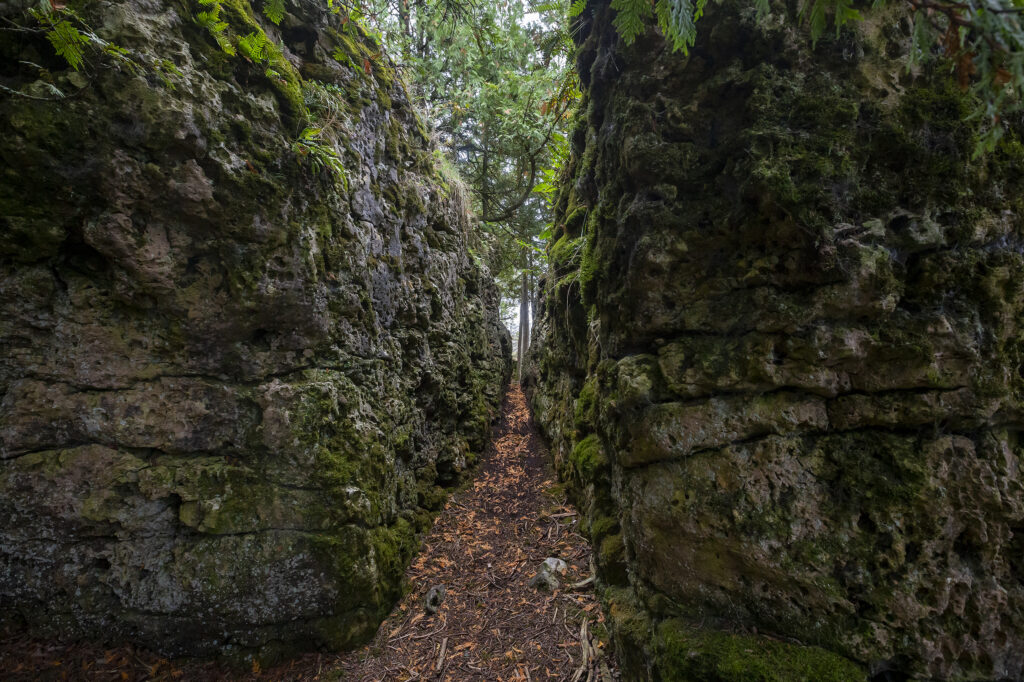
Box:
[655,619,867,682]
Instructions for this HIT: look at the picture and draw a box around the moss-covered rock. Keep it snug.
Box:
[529,1,1024,680]
[0,0,510,663]
[655,619,867,682]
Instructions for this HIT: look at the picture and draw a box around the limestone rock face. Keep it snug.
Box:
[531,2,1024,679]
[0,0,510,659]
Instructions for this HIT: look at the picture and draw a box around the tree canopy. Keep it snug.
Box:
[355,0,578,369]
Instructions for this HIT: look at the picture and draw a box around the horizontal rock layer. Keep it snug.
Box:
[530,1,1024,680]
[0,0,509,660]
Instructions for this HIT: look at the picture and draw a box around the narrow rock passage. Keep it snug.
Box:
[0,386,615,681]
[335,385,617,681]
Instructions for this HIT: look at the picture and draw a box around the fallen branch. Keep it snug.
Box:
[437,636,448,671]
[570,576,595,590]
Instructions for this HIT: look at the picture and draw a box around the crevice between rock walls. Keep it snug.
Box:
[0,0,511,663]
[528,1,1024,680]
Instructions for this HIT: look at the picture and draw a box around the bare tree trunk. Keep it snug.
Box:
[479,130,489,217]
[416,0,428,59]
[517,266,530,383]
[522,269,531,357]
[399,0,411,62]
[529,252,538,330]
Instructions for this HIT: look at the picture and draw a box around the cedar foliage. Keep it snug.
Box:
[607,0,1023,153]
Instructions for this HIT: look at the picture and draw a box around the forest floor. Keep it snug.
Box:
[0,385,617,681]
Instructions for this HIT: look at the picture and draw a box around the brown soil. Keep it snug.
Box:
[0,386,616,681]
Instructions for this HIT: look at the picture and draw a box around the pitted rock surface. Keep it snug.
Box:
[530,1,1024,679]
[0,0,510,660]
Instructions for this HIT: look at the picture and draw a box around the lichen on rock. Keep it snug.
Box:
[0,0,510,662]
[529,1,1024,680]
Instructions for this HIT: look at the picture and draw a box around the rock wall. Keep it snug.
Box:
[531,1,1024,679]
[0,0,510,660]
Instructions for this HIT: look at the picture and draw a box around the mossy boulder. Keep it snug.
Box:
[529,1,1024,680]
[0,0,510,663]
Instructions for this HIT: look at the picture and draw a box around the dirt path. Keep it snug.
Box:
[333,384,616,681]
[0,386,616,681]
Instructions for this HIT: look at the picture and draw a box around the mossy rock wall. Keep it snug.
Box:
[0,0,510,660]
[529,1,1024,679]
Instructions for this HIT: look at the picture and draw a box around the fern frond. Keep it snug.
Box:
[46,19,88,70]
[832,0,861,36]
[610,0,652,45]
[262,0,285,25]
[196,2,237,54]
[238,31,271,62]
[293,127,348,187]
[800,0,862,45]
[655,0,705,53]
[803,0,828,44]
[196,9,228,34]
